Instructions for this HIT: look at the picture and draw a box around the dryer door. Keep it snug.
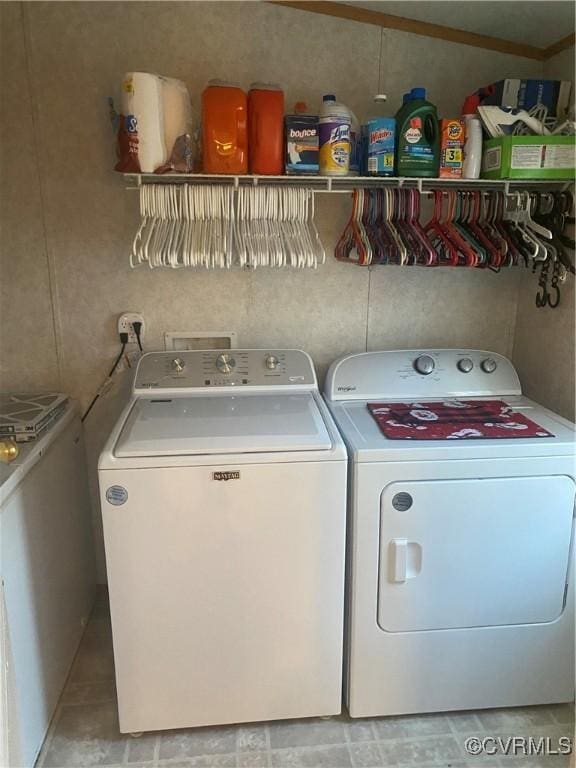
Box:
[378,475,575,632]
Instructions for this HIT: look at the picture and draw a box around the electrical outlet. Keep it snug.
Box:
[118,312,145,344]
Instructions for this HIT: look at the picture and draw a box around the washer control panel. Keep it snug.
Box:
[134,350,316,393]
[325,349,521,401]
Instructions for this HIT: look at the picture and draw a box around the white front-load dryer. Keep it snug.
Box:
[324,349,575,718]
[99,349,347,734]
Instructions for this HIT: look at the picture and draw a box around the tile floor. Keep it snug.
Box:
[36,592,575,768]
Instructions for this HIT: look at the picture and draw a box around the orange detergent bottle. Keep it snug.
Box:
[202,80,248,174]
[248,83,285,175]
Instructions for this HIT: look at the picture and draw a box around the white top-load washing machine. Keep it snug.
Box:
[99,349,347,734]
[324,349,575,718]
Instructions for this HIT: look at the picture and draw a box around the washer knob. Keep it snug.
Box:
[481,357,497,374]
[457,358,474,373]
[216,353,236,374]
[171,357,185,373]
[265,354,279,370]
[414,354,435,376]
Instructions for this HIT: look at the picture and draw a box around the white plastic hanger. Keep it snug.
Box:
[130,183,321,270]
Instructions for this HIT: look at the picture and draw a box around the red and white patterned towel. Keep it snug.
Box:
[367,400,553,440]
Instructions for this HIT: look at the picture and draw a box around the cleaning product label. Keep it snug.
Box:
[319,119,351,174]
[401,118,433,157]
[511,144,575,170]
[542,144,576,169]
[482,146,502,172]
[285,115,319,174]
[511,145,544,169]
[405,124,422,143]
[439,119,464,178]
[364,118,395,175]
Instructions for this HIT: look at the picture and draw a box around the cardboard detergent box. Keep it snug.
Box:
[285,114,319,174]
[481,135,576,180]
[439,119,465,178]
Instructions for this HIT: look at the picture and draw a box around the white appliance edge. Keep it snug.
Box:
[99,349,347,733]
[324,349,576,717]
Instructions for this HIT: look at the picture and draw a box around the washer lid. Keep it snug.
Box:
[114,393,332,457]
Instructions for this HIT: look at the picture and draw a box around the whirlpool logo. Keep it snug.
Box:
[213,471,241,481]
[337,385,357,392]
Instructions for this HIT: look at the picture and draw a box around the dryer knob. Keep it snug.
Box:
[481,357,497,374]
[216,353,236,374]
[265,354,279,370]
[457,358,474,373]
[414,354,435,376]
[171,357,185,373]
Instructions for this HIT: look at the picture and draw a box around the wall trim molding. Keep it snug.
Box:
[270,1,572,62]
[543,33,576,60]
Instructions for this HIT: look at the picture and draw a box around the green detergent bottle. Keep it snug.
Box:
[395,88,440,177]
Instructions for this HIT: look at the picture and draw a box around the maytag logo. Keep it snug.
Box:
[337,385,357,392]
[213,471,240,481]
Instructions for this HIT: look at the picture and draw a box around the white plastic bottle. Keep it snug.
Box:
[318,94,352,176]
[462,113,483,179]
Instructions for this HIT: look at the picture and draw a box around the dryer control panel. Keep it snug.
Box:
[133,349,317,394]
[324,349,522,401]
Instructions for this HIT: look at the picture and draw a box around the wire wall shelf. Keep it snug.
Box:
[124,173,572,194]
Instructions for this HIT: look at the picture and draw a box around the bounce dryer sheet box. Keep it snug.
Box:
[285,115,319,174]
[439,119,465,178]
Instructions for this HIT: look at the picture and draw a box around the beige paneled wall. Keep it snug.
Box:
[1,1,546,580]
[0,2,60,391]
[6,0,542,401]
[511,46,576,422]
